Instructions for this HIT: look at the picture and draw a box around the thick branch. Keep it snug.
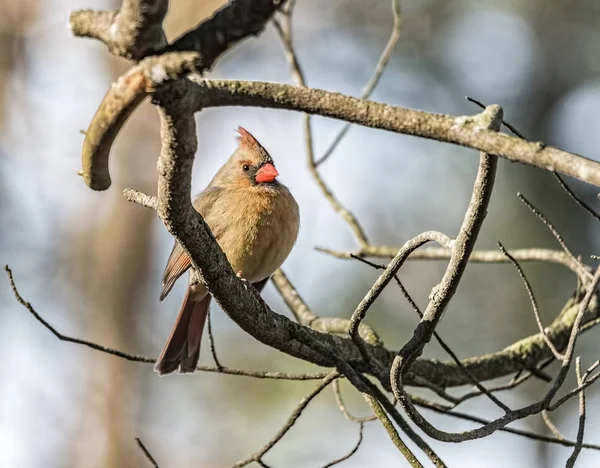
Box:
[70,0,168,60]
[80,0,285,190]
[82,75,600,190]
[122,189,600,390]
[185,80,600,186]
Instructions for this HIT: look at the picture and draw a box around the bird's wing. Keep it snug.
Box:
[159,187,224,301]
[160,242,191,301]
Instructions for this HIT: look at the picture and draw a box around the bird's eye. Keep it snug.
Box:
[242,164,250,172]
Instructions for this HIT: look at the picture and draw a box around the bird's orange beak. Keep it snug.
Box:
[255,163,279,183]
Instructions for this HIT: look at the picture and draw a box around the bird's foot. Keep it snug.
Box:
[236,270,258,294]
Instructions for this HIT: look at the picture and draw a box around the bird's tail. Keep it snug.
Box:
[154,289,211,376]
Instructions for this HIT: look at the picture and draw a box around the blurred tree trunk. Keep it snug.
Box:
[67,3,226,465]
[67,171,155,467]
[68,59,157,468]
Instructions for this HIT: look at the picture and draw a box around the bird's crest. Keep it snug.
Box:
[236,126,261,150]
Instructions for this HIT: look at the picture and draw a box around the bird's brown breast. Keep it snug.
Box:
[203,183,299,284]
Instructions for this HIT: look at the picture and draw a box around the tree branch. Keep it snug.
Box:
[70,0,168,60]
[83,76,600,191]
[315,0,402,166]
[136,437,160,468]
[232,372,339,468]
[271,269,381,346]
[390,105,502,402]
[182,80,600,187]
[318,246,589,280]
[79,0,286,191]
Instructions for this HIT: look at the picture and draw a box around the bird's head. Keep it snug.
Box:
[214,127,280,189]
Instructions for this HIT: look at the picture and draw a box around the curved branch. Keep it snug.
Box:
[121,188,600,391]
[80,0,286,190]
[233,372,339,467]
[70,0,168,60]
[319,245,589,280]
[389,104,501,434]
[315,0,403,166]
[185,80,600,186]
[83,74,600,191]
[271,269,381,346]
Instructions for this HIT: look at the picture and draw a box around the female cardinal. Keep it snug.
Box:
[155,127,300,375]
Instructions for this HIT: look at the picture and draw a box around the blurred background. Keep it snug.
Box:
[2,0,600,466]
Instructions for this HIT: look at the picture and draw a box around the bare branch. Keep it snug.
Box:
[542,410,566,440]
[136,437,160,468]
[123,188,158,209]
[8,255,600,391]
[5,264,333,381]
[566,357,587,468]
[351,254,510,412]
[390,106,502,426]
[232,372,339,468]
[498,241,564,360]
[273,3,369,247]
[554,173,600,224]
[332,380,376,423]
[518,193,590,280]
[362,393,425,468]
[70,0,168,60]
[548,364,600,412]
[319,245,588,280]
[320,422,364,468]
[467,97,600,227]
[80,0,286,191]
[299,335,445,466]
[386,265,600,443]
[271,269,381,346]
[181,79,600,187]
[412,395,600,451]
[347,230,452,367]
[315,0,403,166]
[83,73,600,191]
[207,310,223,369]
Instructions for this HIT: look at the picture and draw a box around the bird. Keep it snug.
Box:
[154,126,300,375]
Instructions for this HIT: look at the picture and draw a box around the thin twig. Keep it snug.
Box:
[271,269,381,346]
[136,437,160,468]
[207,310,223,369]
[273,1,369,247]
[541,410,566,440]
[318,245,589,280]
[412,395,600,450]
[465,96,526,139]
[232,372,339,468]
[362,394,424,468]
[315,0,403,166]
[297,334,444,466]
[554,173,600,224]
[350,254,510,412]
[566,357,587,468]
[498,241,564,360]
[392,105,501,419]
[347,230,452,369]
[548,367,600,411]
[5,264,330,381]
[332,379,376,423]
[388,264,600,443]
[468,96,600,226]
[517,193,591,281]
[320,422,365,468]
